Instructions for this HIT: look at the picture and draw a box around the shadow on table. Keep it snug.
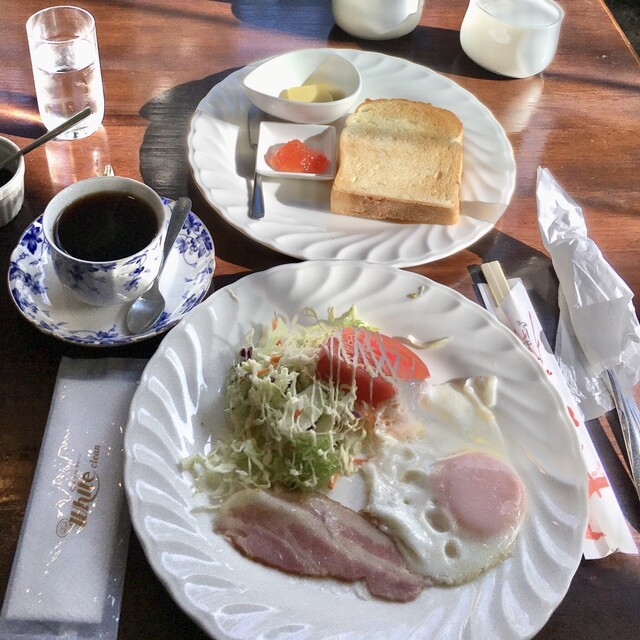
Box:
[216,0,508,79]
[468,229,560,348]
[326,24,509,79]
[0,90,47,139]
[138,71,232,202]
[222,0,335,38]
[138,69,295,274]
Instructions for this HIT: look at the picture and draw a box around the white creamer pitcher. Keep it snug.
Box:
[460,0,564,78]
[332,0,424,40]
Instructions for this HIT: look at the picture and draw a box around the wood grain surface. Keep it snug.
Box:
[1,1,639,638]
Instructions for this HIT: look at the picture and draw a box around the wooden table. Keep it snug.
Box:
[1,1,639,638]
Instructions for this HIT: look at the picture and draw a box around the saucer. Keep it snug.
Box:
[8,200,215,346]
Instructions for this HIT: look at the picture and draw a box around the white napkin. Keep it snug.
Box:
[478,279,638,558]
[536,166,640,419]
[0,357,146,639]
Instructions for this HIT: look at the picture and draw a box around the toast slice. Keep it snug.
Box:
[330,99,463,225]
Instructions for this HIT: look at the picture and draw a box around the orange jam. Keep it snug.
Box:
[266,139,329,174]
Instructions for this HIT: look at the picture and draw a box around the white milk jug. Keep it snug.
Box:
[332,0,425,40]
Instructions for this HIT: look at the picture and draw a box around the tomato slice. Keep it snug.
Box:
[316,327,429,407]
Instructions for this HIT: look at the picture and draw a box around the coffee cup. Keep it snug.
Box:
[42,176,167,306]
[0,137,26,227]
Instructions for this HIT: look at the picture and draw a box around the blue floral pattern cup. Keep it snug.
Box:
[42,176,167,307]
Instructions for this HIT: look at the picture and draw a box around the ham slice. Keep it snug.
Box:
[215,488,428,602]
[431,451,527,539]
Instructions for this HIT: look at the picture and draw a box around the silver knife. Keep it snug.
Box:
[247,104,265,219]
[606,369,640,500]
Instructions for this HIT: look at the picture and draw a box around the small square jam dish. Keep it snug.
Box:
[256,122,337,180]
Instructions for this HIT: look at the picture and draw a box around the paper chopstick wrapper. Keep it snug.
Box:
[0,357,146,639]
[478,272,637,558]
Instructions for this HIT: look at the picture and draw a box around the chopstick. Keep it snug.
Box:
[482,260,640,504]
[481,261,512,307]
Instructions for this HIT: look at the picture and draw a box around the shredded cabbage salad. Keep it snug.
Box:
[182,306,376,504]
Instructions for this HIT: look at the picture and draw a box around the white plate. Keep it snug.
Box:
[124,260,587,640]
[188,49,516,267]
[8,200,215,346]
[257,122,337,179]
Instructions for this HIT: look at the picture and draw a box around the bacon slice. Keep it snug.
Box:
[215,488,428,602]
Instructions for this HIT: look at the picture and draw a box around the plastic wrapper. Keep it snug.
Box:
[536,166,640,419]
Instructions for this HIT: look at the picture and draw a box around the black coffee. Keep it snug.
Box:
[0,167,14,188]
[54,191,159,262]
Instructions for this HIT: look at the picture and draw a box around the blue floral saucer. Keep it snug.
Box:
[8,200,215,346]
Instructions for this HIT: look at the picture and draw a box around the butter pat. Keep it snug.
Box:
[0,357,146,639]
[280,83,335,102]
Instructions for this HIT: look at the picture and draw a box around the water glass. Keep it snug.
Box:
[460,0,564,78]
[26,6,105,140]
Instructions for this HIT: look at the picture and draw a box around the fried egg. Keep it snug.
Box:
[364,376,527,586]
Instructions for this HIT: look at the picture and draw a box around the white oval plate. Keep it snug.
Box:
[8,200,215,346]
[188,49,516,267]
[124,261,587,640]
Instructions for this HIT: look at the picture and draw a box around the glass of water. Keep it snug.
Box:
[26,6,105,140]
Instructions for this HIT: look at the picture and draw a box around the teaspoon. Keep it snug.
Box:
[126,197,192,334]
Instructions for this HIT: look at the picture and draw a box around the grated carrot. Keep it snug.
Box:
[327,473,340,490]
